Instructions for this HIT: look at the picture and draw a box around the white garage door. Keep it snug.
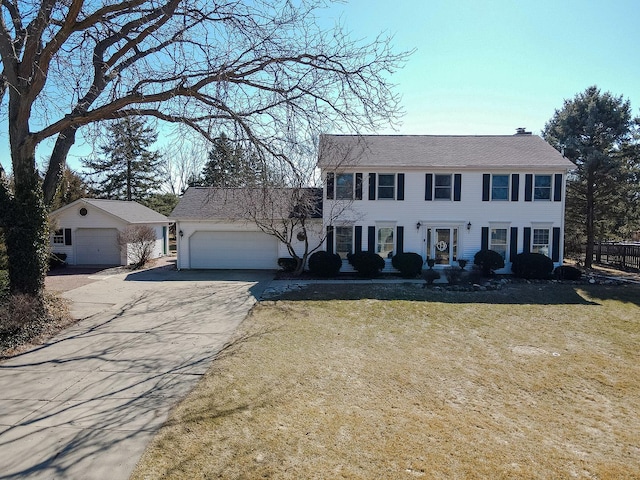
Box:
[75,228,121,265]
[189,231,278,269]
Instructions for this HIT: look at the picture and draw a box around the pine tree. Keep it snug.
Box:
[83,118,162,201]
[50,167,90,211]
[201,133,267,187]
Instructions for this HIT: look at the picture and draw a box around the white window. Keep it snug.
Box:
[335,227,353,259]
[336,173,354,200]
[490,228,508,260]
[53,229,64,245]
[534,175,552,200]
[426,227,458,265]
[491,175,509,200]
[377,174,395,199]
[377,227,394,259]
[532,228,550,256]
[434,174,452,200]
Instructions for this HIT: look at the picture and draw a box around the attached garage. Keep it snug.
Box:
[189,231,278,269]
[75,228,121,265]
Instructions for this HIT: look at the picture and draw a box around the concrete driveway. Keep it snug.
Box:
[0,266,273,480]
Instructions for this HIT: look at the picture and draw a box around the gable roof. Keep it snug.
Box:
[51,198,168,223]
[170,187,322,220]
[318,134,575,170]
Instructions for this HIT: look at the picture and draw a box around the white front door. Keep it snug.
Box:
[424,227,458,266]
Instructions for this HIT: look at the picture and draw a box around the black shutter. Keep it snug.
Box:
[326,226,334,254]
[523,227,531,253]
[552,227,561,262]
[354,226,362,253]
[425,174,433,201]
[64,228,72,246]
[368,173,376,200]
[396,226,404,254]
[509,227,518,262]
[326,172,334,199]
[453,174,462,201]
[511,174,520,201]
[397,173,405,201]
[482,174,490,201]
[553,174,562,202]
[524,174,533,202]
[367,226,376,252]
[355,173,363,200]
[481,227,489,251]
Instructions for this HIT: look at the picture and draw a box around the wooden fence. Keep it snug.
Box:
[593,242,640,271]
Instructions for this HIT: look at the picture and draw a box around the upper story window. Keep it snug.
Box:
[534,175,552,200]
[491,175,509,200]
[434,174,452,200]
[53,229,64,245]
[336,173,354,199]
[377,174,395,199]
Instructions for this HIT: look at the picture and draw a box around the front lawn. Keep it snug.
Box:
[131,283,640,479]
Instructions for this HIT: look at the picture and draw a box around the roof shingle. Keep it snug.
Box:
[318,134,575,170]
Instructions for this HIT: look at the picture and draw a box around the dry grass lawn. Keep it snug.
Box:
[131,283,640,479]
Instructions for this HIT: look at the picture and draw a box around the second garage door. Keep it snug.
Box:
[189,231,278,269]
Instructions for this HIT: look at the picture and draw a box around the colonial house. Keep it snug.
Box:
[49,198,170,266]
[319,133,575,273]
[171,132,574,273]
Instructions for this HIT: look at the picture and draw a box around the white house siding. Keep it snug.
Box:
[175,220,324,270]
[50,204,168,266]
[323,168,567,273]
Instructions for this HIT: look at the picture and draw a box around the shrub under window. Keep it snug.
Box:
[473,249,505,277]
[512,252,554,279]
[347,251,385,277]
[391,252,423,278]
[308,251,342,277]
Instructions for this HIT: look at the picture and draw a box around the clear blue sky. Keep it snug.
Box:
[325,0,640,135]
[2,0,639,172]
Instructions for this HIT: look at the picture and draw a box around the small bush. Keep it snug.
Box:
[473,249,505,277]
[49,252,67,270]
[444,266,463,285]
[347,251,385,278]
[512,252,554,279]
[277,257,298,273]
[554,265,582,281]
[391,252,423,278]
[118,225,157,269]
[422,268,441,284]
[308,251,342,277]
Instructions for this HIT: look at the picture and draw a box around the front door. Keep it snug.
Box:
[425,227,458,266]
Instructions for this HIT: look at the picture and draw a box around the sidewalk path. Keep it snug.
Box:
[0,267,272,480]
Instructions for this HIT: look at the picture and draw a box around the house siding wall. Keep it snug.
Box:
[50,204,168,266]
[323,168,567,273]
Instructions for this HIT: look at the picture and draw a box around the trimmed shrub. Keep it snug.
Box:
[308,251,342,277]
[49,252,67,270]
[391,252,423,278]
[277,257,298,273]
[512,252,554,279]
[473,249,505,277]
[347,251,385,278]
[554,265,582,281]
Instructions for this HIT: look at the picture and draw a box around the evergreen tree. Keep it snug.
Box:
[543,86,638,267]
[83,118,162,201]
[141,192,179,216]
[201,133,267,187]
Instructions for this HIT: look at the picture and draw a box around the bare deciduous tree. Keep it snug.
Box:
[0,0,409,300]
[117,225,157,269]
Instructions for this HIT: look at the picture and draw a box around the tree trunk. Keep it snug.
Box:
[584,170,595,269]
[4,176,49,298]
